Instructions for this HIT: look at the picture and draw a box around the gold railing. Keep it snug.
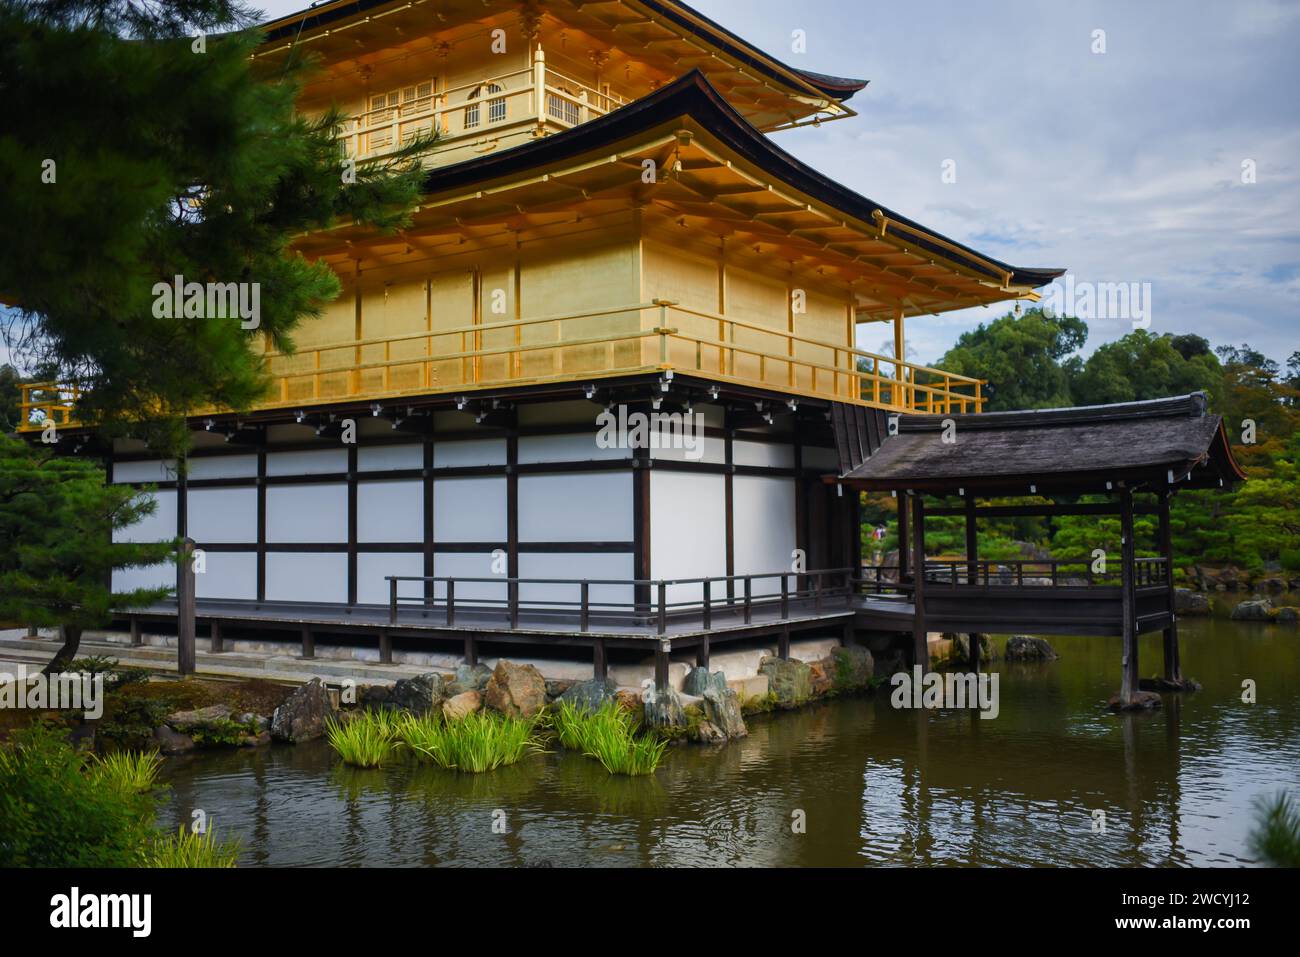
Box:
[17,383,80,433]
[338,66,629,162]
[17,301,983,432]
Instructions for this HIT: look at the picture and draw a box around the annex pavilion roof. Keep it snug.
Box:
[836,393,1247,496]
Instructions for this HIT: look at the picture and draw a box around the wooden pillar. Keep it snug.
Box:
[26,624,38,638]
[1158,490,1182,682]
[210,621,224,654]
[695,634,710,669]
[129,618,142,647]
[301,625,315,660]
[910,493,927,672]
[464,634,477,668]
[177,538,196,677]
[964,492,978,585]
[970,632,982,672]
[379,631,392,665]
[1120,486,1138,705]
[593,637,607,681]
[654,640,670,693]
[778,625,791,661]
[893,312,906,407]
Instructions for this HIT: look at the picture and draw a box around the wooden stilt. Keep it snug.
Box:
[26,624,38,639]
[1158,490,1182,683]
[379,631,392,665]
[654,640,670,693]
[970,631,982,672]
[593,637,607,681]
[778,625,791,660]
[129,618,142,647]
[695,634,710,669]
[910,493,928,672]
[210,621,224,654]
[301,625,315,660]
[464,634,478,667]
[1120,486,1139,705]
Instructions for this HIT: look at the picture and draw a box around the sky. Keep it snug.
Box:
[7,1,1297,371]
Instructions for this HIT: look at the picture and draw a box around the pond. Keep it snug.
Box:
[157,606,1299,867]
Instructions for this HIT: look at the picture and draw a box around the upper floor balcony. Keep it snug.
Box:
[336,50,630,167]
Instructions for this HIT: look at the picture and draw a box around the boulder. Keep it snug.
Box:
[356,684,392,709]
[153,725,196,755]
[614,688,643,715]
[271,677,336,743]
[682,666,727,697]
[545,678,577,701]
[442,690,483,721]
[758,656,812,709]
[238,730,272,748]
[484,660,547,718]
[828,645,876,689]
[1275,606,1300,623]
[641,683,686,731]
[166,704,233,732]
[445,663,493,696]
[808,660,833,697]
[949,634,995,666]
[1230,599,1275,622]
[1256,578,1287,594]
[701,686,747,739]
[1004,635,1059,662]
[389,672,449,715]
[1107,691,1162,712]
[1174,588,1212,616]
[558,677,618,711]
[237,712,271,733]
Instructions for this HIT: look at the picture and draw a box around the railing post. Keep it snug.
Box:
[177,538,196,677]
[657,581,667,636]
[702,579,712,630]
[446,579,455,626]
[743,577,752,624]
[780,574,789,619]
[509,580,519,629]
[580,581,590,633]
[389,577,398,625]
[814,573,823,612]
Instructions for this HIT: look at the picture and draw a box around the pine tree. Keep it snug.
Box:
[0,0,432,452]
[0,435,175,673]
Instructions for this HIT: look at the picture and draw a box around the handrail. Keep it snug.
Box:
[385,568,857,635]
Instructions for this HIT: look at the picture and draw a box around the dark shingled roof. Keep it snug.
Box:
[839,393,1246,495]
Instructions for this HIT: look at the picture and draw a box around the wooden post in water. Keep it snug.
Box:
[1119,486,1138,705]
[964,492,978,585]
[910,493,928,672]
[654,639,670,693]
[897,492,910,580]
[1158,490,1182,683]
[177,538,196,677]
[593,637,607,681]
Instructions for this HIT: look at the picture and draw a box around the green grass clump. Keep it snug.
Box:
[325,711,401,768]
[91,750,162,794]
[148,824,240,868]
[550,700,666,776]
[400,711,539,773]
[1249,791,1300,867]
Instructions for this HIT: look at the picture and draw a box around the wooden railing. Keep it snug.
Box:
[857,557,1169,592]
[16,299,987,431]
[385,568,858,636]
[338,65,628,162]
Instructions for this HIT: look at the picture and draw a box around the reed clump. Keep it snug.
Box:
[550,700,667,776]
[398,711,540,773]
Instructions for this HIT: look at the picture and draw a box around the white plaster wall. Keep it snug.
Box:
[265,553,347,603]
[733,439,794,469]
[195,551,257,600]
[434,438,506,468]
[433,476,505,541]
[266,484,347,542]
[112,489,177,543]
[112,562,174,596]
[358,444,423,471]
[357,480,423,543]
[187,487,257,544]
[187,454,257,480]
[112,459,178,484]
[431,552,506,605]
[517,432,626,464]
[357,552,425,605]
[518,472,632,542]
[732,474,797,595]
[517,552,635,608]
[650,470,727,604]
[266,448,348,476]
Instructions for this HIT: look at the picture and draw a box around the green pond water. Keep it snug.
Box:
[157,604,1300,867]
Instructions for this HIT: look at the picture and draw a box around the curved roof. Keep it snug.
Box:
[838,393,1247,494]
[415,70,1063,291]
